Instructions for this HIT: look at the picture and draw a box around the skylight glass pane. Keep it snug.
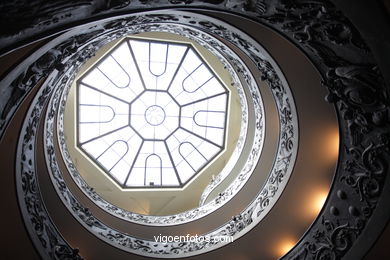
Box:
[182,49,202,70]
[205,127,225,147]
[79,124,101,144]
[165,128,220,183]
[79,105,114,123]
[81,42,143,103]
[98,56,130,88]
[179,142,207,169]
[97,140,128,170]
[129,40,187,91]
[144,154,162,186]
[81,126,142,185]
[149,42,168,76]
[197,140,221,158]
[78,84,129,144]
[81,69,111,91]
[125,141,177,187]
[129,91,179,140]
[176,162,195,183]
[110,160,131,184]
[162,169,179,186]
[180,93,227,146]
[81,138,108,158]
[194,111,225,128]
[126,168,144,186]
[182,64,212,93]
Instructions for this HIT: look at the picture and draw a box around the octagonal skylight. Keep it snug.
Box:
[76,37,229,188]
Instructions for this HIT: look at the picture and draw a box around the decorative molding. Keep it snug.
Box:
[251,1,389,259]
[15,72,83,260]
[0,0,250,54]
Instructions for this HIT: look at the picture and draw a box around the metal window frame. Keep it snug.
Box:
[76,36,230,189]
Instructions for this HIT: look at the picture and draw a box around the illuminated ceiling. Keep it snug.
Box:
[76,37,229,188]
